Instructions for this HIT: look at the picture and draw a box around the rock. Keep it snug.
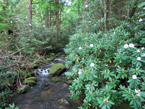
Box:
[51,77,61,83]
[66,80,73,85]
[58,98,69,105]
[24,79,37,85]
[49,63,66,76]
[41,83,50,91]
[17,85,30,94]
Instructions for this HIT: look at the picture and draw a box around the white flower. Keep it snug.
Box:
[139,18,143,22]
[135,89,141,96]
[78,71,82,75]
[79,47,82,50]
[141,53,145,57]
[10,21,13,23]
[137,49,140,53]
[141,47,144,50]
[137,57,141,61]
[143,7,145,9]
[137,93,141,96]
[85,5,88,8]
[90,63,95,67]
[132,75,137,79]
[135,89,140,94]
[29,23,31,26]
[129,43,134,48]
[124,44,129,49]
[114,31,116,34]
[43,25,45,27]
[90,44,93,47]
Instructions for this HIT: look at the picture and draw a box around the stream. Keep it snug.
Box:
[9,57,133,109]
[10,57,84,109]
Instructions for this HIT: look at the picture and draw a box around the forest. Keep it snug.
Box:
[0,0,145,109]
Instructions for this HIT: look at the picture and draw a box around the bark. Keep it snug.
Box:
[50,10,51,27]
[83,0,88,30]
[104,0,107,32]
[55,0,60,41]
[117,0,123,20]
[46,8,49,28]
[28,0,32,24]
[106,0,113,29]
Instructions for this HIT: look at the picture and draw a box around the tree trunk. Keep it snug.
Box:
[106,0,113,30]
[55,0,60,41]
[129,1,139,18]
[104,0,107,32]
[28,0,32,24]
[46,8,49,28]
[50,10,51,28]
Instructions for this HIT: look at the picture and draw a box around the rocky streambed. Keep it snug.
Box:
[9,56,133,109]
[10,57,84,109]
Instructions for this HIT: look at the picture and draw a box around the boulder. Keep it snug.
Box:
[49,63,66,76]
[51,77,61,83]
[17,85,30,94]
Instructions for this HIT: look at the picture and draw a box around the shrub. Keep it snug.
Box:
[65,2,145,109]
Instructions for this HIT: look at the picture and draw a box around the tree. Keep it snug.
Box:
[28,0,32,24]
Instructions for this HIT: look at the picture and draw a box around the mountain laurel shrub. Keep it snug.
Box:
[65,3,145,109]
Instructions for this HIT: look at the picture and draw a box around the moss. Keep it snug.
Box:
[51,77,61,83]
[49,63,66,76]
[17,85,30,94]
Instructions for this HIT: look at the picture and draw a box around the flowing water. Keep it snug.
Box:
[10,58,84,109]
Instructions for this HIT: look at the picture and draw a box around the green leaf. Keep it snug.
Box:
[138,2,145,8]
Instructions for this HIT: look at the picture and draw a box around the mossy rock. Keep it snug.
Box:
[58,98,69,105]
[49,63,66,76]
[51,77,61,83]
[24,79,37,85]
[17,85,30,94]
[25,77,37,82]
[66,80,73,85]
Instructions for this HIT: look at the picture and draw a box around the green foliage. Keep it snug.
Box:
[65,2,145,109]
[0,58,18,107]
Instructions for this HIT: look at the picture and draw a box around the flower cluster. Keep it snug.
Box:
[124,43,134,49]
